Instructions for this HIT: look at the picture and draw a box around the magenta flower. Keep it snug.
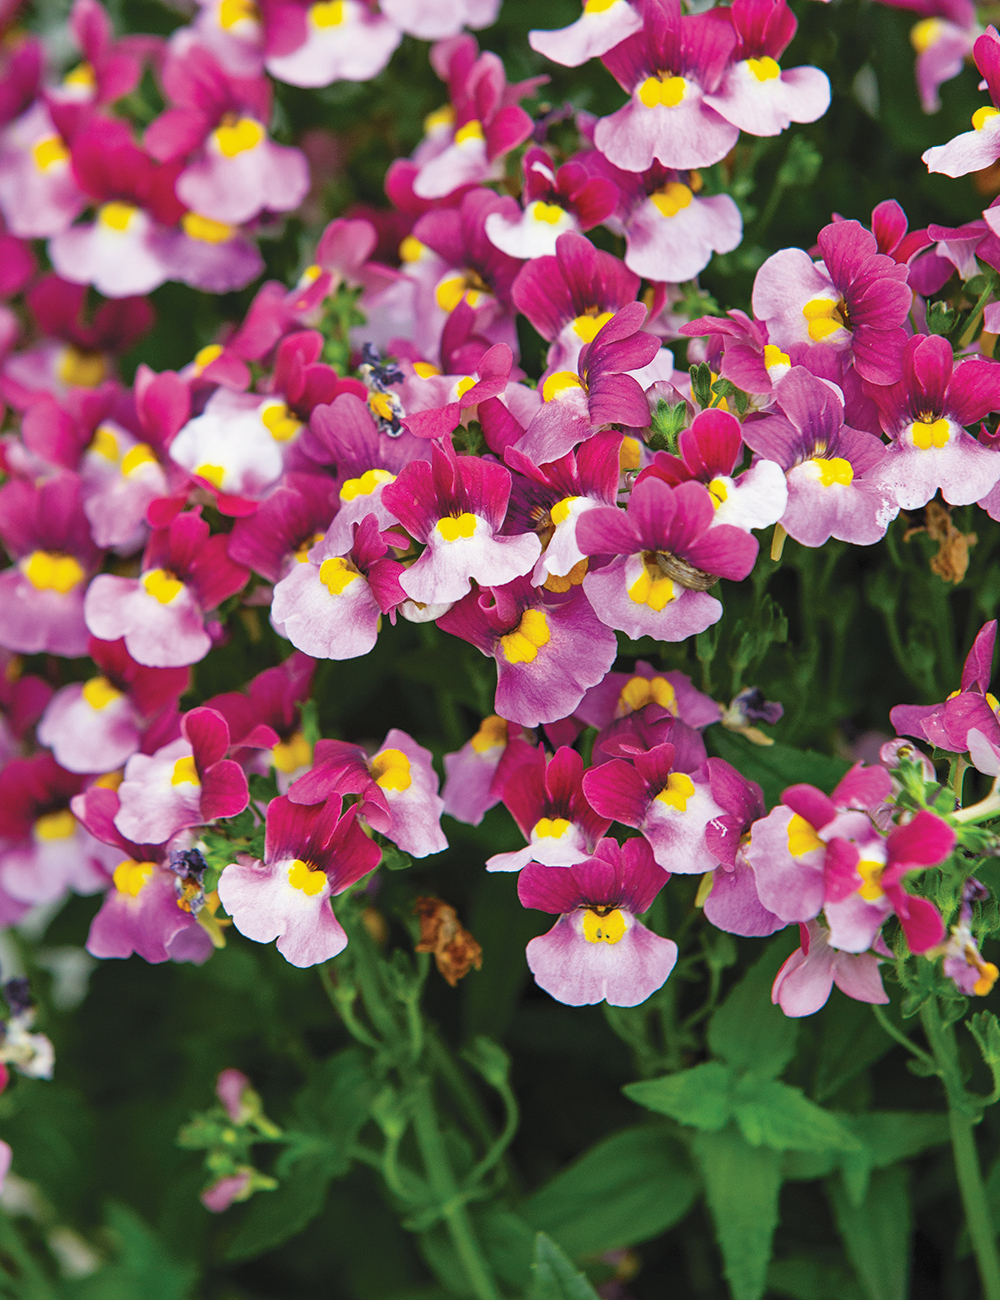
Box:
[114,706,252,845]
[264,0,402,88]
[891,620,1000,753]
[48,0,154,138]
[702,0,830,137]
[679,308,798,397]
[204,651,316,785]
[864,333,1000,511]
[923,26,1000,175]
[438,577,618,727]
[228,472,337,583]
[639,407,788,533]
[584,740,725,874]
[529,0,644,67]
[73,784,215,964]
[85,509,249,668]
[0,752,116,906]
[272,514,405,659]
[511,232,640,375]
[698,758,784,937]
[441,716,534,826]
[0,650,52,770]
[484,148,618,260]
[771,921,889,1017]
[409,36,535,201]
[381,438,540,605]
[402,343,514,440]
[595,0,739,173]
[742,367,898,546]
[519,836,677,1008]
[38,636,189,774]
[289,728,448,858]
[515,302,660,464]
[380,0,500,40]
[485,744,610,872]
[218,793,380,967]
[0,471,103,657]
[146,41,309,225]
[751,219,912,385]
[0,100,86,239]
[577,476,758,642]
[575,661,720,735]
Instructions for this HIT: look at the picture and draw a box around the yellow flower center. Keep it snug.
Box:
[856,859,885,901]
[618,675,677,715]
[171,756,200,786]
[219,0,259,27]
[531,201,566,224]
[142,569,183,604]
[628,557,675,612]
[638,74,686,108]
[571,311,614,344]
[340,468,395,502]
[272,731,313,773]
[471,715,507,753]
[261,401,302,442]
[82,676,123,711]
[90,425,119,461]
[288,857,327,894]
[35,809,76,841]
[436,512,478,542]
[787,812,823,856]
[650,182,693,218]
[122,444,157,476]
[533,816,571,839]
[435,273,485,312]
[542,371,585,402]
[802,297,847,342]
[499,609,551,664]
[910,16,944,51]
[543,559,588,593]
[99,202,138,232]
[319,556,359,596]
[747,55,780,81]
[113,859,156,896]
[811,456,854,487]
[584,0,619,11]
[619,437,642,470]
[655,771,695,811]
[64,61,96,90]
[708,477,728,507]
[58,346,106,388]
[196,463,226,489]
[194,344,223,372]
[973,106,1000,131]
[412,361,441,378]
[911,417,950,450]
[400,235,427,263]
[582,908,627,944]
[371,748,412,791]
[423,105,455,134]
[32,136,69,171]
[23,551,85,593]
[182,212,234,244]
[213,116,264,157]
[454,120,485,145]
[764,343,791,372]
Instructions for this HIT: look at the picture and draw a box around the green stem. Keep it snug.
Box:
[319,964,381,1050]
[871,1004,937,1072]
[410,1079,501,1300]
[466,1078,519,1187]
[959,277,997,349]
[921,998,1000,1300]
[952,776,1000,824]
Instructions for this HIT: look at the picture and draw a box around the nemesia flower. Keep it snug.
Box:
[864,333,1000,511]
[889,0,980,114]
[638,407,788,533]
[511,232,640,375]
[595,0,739,173]
[441,715,534,825]
[0,100,85,239]
[519,836,677,1007]
[891,621,1000,754]
[529,0,644,67]
[227,472,337,582]
[408,36,534,201]
[271,514,406,658]
[84,508,249,667]
[439,577,618,727]
[698,757,784,937]
[114,706,253,844]
[577,477,758,642]
[402,342,514,439]
[679,308,794,398]
[515,302,660,464]
[218,793,380,966]
[574,661,721,735]
[0,752,116,907]
[203,650,316,786]
[742,367,898,546]
[188,0,265,77]
[485,744,610,872]
[933,878,999,997]
[771,920,889,1017]
[0,471,103,658]
[751,219,912,385]
[37,636,189,774]
[702,0,830,137]
[264,0,402,88]
[0,651,53,769]
[583,740,725,874]
[72,785,216,964]
[381,438,540,605]
[289,728,448,857]
[483,148,618,260]
[923,26,1000,176]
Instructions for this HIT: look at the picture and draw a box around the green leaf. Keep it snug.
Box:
[521,1126,697,1258]
[291,1046,379,1154]
[528,1233,601,1300]
[733,1079,862,1153]
[223,1153,334,1262]
[836,1111,949,1205]
[623,1062,733,1131]
[828,1166,912,1300]
[706,730,851,809]
[380,843,412,871]
[767,1256,864,1300]
[691,1128,783,1300]
[812,994,893,1103]
[65,1204,196,1300]
[707,935,798,1078]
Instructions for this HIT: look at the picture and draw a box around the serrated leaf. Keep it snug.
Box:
[813,993,893,1103]
[828,1166,911,1300]
[624,1062,733,1130]
[529,1233,600,1300]
[691,1127,783,1300]
[521,1126,697,1258]
[292,1046,379,1152]
[733,1079,861,1153]
[836,1111,950,1205]
[708,936,798,1078]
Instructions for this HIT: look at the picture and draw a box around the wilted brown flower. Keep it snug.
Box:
[414,897,483,987]
[904,501,976,584]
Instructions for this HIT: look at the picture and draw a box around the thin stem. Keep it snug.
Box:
[871,1004,937,1072]
[319,965,381,1050]
[952,775,1000,824]
[466,1079,519,1187]
[921,998,1000,1300]
[959,277,996,349]
[410,1079,501,1300]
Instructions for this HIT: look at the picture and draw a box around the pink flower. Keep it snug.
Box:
[0,101,86,239]
[923,26,1000,175]
[699,758,783,937]
[891,620,1000,753]
[264,0,402,87]
[484,148,618,260]
[529,0,644,68]
[227,472,337,583]
[771,921,889,1017]
[520,836,677,1007]
[441,715,534,826]
[380,0,499,40]
[218,793,380,967]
